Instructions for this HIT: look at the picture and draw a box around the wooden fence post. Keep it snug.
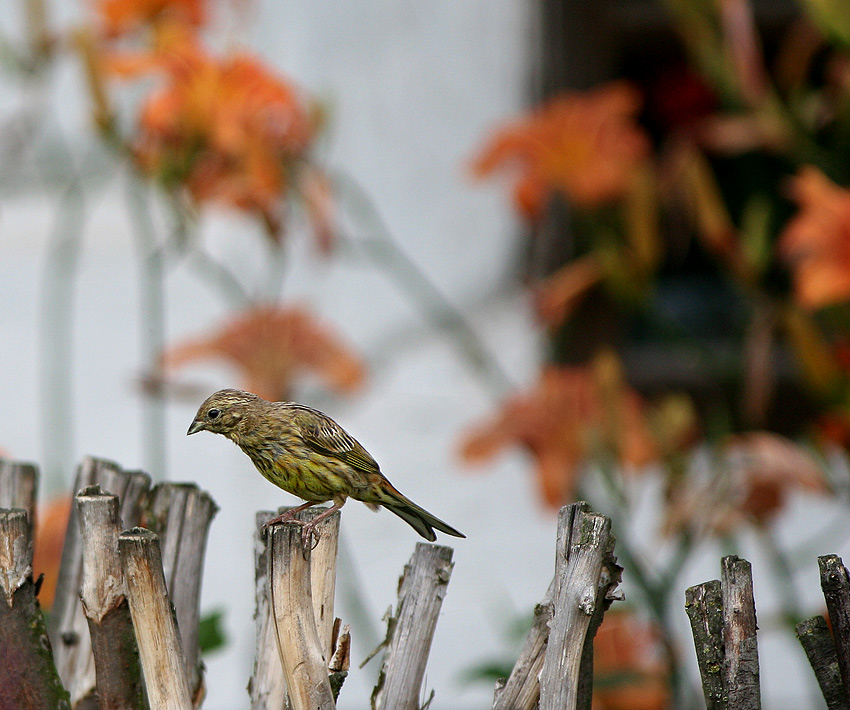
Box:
[143,483,218,702]
[76,485,145,710]
[493,501,621,710]
[119,527,193,710]
[51,457,150,707]
[372,543,455,710]
[685,555,761,710]
[267,515,337,710]
[0,508,70,710]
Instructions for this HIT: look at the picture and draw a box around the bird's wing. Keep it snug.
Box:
[293,407,381,474]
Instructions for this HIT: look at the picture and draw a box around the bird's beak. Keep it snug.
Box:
[187,419,205,435]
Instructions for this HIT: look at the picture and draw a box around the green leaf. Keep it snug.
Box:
[198,609,227,655]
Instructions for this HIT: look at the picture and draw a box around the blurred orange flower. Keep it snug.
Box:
[160,305,366,402]
[33,496,72,611]
[472,81,650,218]
[592,609,670,710]
[666,431,828,535]
[459,355,656,507]
[96,0,205,37]
[780,166,850,309]
[114,26,323,240]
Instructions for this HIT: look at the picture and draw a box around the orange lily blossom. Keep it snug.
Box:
[33,496,73,611]
[95,0,205,37]
[471,81,650,218]
[592,609,670,710]
[779,166,850,309]
[664,431,829,536]
[160,305,366,402]
[113,25,322,239]
[459,360,656,507]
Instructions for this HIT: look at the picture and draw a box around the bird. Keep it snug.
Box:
[187,388,465,546]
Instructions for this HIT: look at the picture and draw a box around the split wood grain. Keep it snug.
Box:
[51,457,150,706]
[721,555,760,710]
[0,460,37,535]
[372,542,454,710]
[119,527,193,710]
[539,502,614,710]
[267,519,336,710]
[76,486,145,710]
[143,483,218,701]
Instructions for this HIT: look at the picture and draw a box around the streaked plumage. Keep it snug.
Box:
[187,388,465,543]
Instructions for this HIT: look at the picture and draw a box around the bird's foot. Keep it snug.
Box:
[262,512,322,554]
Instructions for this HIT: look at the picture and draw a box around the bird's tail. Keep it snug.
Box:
[379,488,465,541]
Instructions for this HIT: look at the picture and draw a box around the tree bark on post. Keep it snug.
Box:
[372,543,455,710]
[796,615,850,710]
[721,555,760,710]
[0,508,70,710]
[76,486,145,710]
[119,527,193,710]
[685,580,727,710]
[820,555,850,701]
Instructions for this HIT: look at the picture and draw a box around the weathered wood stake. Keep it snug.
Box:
[76,486,145,710]
[820,555,850,701]
[372,543,454,710]
[119,527,193,710]
[267,517,336,710]
[0,460,38,534]
[144,483,218,701]
[539,502,616,710]
[51,457,150,706]
[721,555,760,710]
[685,580,727,710]
[796,615,850,710]
[0,508,70,710]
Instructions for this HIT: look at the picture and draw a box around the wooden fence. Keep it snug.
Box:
[0,457,622,710]
[687,553,850,710]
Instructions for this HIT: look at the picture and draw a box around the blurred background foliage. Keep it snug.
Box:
[8,0,850,707]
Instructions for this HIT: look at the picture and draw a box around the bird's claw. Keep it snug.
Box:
[301,523,321,552]
[264,516,321,556]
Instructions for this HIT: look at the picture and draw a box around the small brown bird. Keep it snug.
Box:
[188,388,465,545]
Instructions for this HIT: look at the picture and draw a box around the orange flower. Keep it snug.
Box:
[472,82,650,218]
[592,609,670,710]
[33,496,72,611]
[95,0,205,37]
[160,305,366,402]
[115,26,324,240]
[665,431,828,535]
[459,356,656,507]
[780,167,850,309]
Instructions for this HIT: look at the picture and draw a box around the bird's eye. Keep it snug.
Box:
[207,408,221,420]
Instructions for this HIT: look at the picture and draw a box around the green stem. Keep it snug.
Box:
[125,174,167,479]
[332,170,515,397]
[187,248,253,308]
[39,157,87,494]
[757,525,804,627]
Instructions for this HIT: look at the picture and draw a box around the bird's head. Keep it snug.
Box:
[187,389,260,437]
